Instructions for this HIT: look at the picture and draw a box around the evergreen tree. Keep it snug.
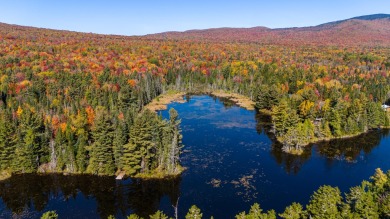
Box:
[329,108,342,137]
[123,110,156,175]
[298,119,314,145]
[185,205,203,219]
[384,112,390,127]
[127,215,142,219]
[370,168,388,190]
[367,102,382,129]
[40,211,58,219]
[272,99,300,140]
[122,140,142,175]
[54,127,67,171]
[236,203,276,219]
[345,117,359,135]
[113,119,128,170]
[320,121,332,138]
[166,108,183,174]
[279,202,304,219]
[149,210,168,219]
[87,107,115,175]
[12,130,36,173]
[75,131,88,173]
[71,110,89,173]
[63,124,77,172]
[156,117,169,171]
[118,85,138,111]
[255,85,281,110]
[272,99,290,136]
[0,111,15,170]
[346,183,379,219]
[13,108,43,173]
[306,186,342,219]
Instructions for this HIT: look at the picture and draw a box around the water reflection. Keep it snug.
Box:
[253,109,390,174]
[273,130,390,174]
[0,174,180,218]
[315,129,389,162]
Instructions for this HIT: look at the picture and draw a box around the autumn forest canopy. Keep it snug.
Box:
[0,14,390,180]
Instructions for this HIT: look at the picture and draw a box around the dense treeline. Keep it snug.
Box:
[40,168,390,218]
[0,99,182,177]
[0,22,390,176]
[0,53,183,177]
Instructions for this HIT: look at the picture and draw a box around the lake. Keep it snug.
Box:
[1,95,389,218]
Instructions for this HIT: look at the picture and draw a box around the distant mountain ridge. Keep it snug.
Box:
[0,14,389,46]
[316,13,390,27]
[349,13,390,21]
[146,14,390,46]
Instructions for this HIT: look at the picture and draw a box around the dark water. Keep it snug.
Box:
[1,95,390,219]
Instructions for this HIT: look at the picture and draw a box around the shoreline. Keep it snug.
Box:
[210,90,256,110]
[132,166,186,180]
[145,89,256,112]
[0,169,185,182]
[280,128,389,155]
[0,170,11,181]
[144,90,186,112]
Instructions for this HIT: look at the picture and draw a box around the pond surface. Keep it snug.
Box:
[1,95,390,218]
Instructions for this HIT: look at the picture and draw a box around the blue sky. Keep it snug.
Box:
[0,0,389,36]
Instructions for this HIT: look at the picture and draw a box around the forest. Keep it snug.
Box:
[0,19,390,178]
[39,168,390,218]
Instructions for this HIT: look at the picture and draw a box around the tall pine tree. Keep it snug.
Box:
[86,107,115,175]
[0,111,15,170]
[123,110,156,175]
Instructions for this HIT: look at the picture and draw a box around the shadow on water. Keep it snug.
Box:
[315,129,389,161]
[254,107,390,174]
[252,110,313,175]
[0,174,180,219]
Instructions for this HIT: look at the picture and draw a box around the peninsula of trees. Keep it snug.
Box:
[0,14,390,177]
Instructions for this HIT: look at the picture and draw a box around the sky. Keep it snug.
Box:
[0,0,389,36]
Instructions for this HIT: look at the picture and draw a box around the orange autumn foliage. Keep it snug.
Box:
[85,106,95,126]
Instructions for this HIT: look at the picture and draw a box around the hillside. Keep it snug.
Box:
[0,13,389,180]
[0,14,389,46]
[147,14,390,46]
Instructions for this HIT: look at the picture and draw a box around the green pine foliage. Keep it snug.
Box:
[0,111,15,170]
[40,211,58,219]
[123,110,156,175]
[149,210,169,219]
[122,109,183,177]
[12,108,43,173]
[87,107,115,175]
[113,120,128,170]
[185,205,203,219]
[166,108,183,174]
[75,132,88,173]
[279,202,304,219]
[346,182,379,219]
[127,214,142,219]
[306,185,342,219]
[236,203,276,219]
[255,85,281,111]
